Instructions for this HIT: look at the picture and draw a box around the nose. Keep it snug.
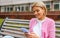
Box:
[34,11,37,15]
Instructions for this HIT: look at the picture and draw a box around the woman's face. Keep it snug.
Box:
[32,6,45,19]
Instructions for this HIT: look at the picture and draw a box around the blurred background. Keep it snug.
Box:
[0,0,60,20]
[0,0,60,38]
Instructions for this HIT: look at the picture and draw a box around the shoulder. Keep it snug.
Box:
[30,18,36,22]
[47,17,55,22]
[29,18,37,25]
[46,17,55,23]
[29,18,37,28]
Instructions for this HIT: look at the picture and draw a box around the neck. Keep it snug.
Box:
[38,16,46,20]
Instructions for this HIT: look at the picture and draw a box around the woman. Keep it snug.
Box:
[25,1,55,38]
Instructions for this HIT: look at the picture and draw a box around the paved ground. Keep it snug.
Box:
[0,35,3,38]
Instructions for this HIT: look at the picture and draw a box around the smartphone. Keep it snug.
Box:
[20,28,29,33]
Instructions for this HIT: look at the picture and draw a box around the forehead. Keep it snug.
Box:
[32,6,43,10]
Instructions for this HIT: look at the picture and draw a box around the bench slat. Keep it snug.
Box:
[0,32,25,38]
[4,23,29,26]
[7,19,29,22]
[1,28,22,31]
[2,27,24,31]
[56,34,60,37]
[2,25,29,28]
[5,21,29,24]
[4,23,28,26]
[1,29,24,35]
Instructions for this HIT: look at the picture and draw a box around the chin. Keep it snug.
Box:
[38,17,42,19]
[37,17,41,19]
[36,16,41,19]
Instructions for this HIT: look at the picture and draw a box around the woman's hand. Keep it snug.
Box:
[24,32,40,38]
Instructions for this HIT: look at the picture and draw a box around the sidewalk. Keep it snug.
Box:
[0,35,3,38]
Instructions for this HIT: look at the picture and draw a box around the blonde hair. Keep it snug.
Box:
[32,1,47,16]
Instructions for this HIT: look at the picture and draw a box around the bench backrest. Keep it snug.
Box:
[0,17,60,38]
[55,21,60,38]
[0,17,29,38]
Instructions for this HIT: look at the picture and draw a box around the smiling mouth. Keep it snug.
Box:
[35,15,40,17]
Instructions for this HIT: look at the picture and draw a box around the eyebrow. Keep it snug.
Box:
[32,6,44,10]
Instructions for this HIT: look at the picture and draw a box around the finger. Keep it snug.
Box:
[24,33,32,37]
[24,33,29,37]
[30,33,36,36]
[29,35,33,38]
[25,34,32,38]
[30,32,36,35]
[30,32,35,34]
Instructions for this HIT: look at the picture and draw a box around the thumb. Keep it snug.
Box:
[30,32,35,34]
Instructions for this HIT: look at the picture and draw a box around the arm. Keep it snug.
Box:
[48,20,56,38]
[29,18,34,33]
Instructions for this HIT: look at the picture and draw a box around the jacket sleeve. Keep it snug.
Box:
[48,20,56,38]
[29,18,34,33]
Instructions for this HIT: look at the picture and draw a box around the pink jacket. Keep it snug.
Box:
[29,17,55,38]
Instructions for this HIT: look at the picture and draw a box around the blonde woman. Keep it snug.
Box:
[25,1,55,38]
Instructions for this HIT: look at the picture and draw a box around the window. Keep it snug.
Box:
[7,7,9,12]
[45,1,50,11]
[0,4,32,12]
[46,5,50,10]
[1,6,13,12]
[4,7,6,12]
[6,7,13,12]
[15,6,21,12]
[25,6,29,12]
[18,7,20,11]
[1,7,5,12]
[10,7,13,12]
[15,7,17,11]
[54,4,59,10]
[21,6,24,12]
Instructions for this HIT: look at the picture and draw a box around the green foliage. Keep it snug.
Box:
[0,19,4,27]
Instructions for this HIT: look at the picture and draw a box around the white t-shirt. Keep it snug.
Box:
[33,18,46,38]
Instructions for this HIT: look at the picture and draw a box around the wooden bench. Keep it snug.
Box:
[55,21,60,38]
[0,17,29,38]
[0,17,60,38]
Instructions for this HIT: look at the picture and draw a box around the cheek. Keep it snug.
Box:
[38,11,44,16]
[40,10,45,15]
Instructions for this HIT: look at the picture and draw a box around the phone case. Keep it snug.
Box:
[20,28,28,33]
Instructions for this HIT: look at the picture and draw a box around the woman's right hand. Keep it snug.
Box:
[24,32,40,38]
[24,33,29,38]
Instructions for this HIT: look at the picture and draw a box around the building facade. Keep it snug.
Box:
[0,0,60,12]
[0,0,60,20]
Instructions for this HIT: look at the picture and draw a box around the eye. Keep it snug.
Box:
[32,11,35,13]
[36,10,40,12]
[33,10,40,13]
